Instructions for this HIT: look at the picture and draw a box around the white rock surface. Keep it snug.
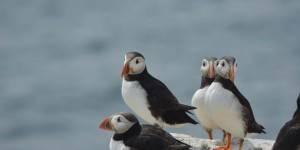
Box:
[171,133,275,150]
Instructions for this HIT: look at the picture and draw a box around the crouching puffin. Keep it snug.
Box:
[272,94,300,150]
[205,56,265,150]
[100,112,191,150]
[121,52,198,128]
[191,57,227,141]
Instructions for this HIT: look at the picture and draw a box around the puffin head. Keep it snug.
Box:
[294,93,300,118]
[216,56,237,82]
[121,52,146,77]
[297,93,300,109]
[201,57,218,79]
[99,112,139,134]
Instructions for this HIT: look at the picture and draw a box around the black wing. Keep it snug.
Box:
[124,125,190,150]
[139,74,198,125]
[220,77,265,134]
[141,124,191,148]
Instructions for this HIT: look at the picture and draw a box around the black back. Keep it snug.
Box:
[272,94,300,150]
[114,124,191,150]
[124,68,198,125]
[214,75,266,135]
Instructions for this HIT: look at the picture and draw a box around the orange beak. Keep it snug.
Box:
[121,62,128,77]
[209,62,214,79]
[230,64,235,82]
[99,116,114,131]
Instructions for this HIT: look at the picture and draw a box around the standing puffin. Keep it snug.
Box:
[205,56,265,150]
[272,94,300,150]
[191,57,227,140]
[100,112,191,150]
[121,52,198,128]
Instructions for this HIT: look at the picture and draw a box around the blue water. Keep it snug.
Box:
[1,0,300,149]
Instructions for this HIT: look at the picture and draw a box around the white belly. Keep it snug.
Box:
[205,82,245,138]
[192,87,219,130]
[122,79,186,128]
[110,138,130,150]
[122,79,157,125]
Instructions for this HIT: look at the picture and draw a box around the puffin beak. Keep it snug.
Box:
[121,61,129,77]
[99,116,114,131]
[209,62,214,79]
[230,64,235,82]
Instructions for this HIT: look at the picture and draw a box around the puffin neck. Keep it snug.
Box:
[113,123,142,141]
[124,68,149,81]
[214,75,235,90]
[200,76,214,89]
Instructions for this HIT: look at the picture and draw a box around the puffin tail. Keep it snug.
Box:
[249,123,266,134]
[164,110,198,125]
[169,144,191,150]
[178,104,197,111]
[178,104,197,115]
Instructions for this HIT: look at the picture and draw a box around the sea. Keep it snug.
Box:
[1,0,300,149]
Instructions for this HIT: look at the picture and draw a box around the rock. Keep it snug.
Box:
[171,133,275,150]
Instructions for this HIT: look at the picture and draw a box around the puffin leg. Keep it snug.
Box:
[214,133,232,150]
[221,130,227,142]
[208,131,213,140]
[238,139,244,150]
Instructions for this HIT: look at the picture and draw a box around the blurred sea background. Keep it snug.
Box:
[1,0,300,149]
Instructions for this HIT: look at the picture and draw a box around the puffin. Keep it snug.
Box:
[121,52,198,128]
[272,94,300,150]
[205,56,265,150]
[191,57,227,141]
[99,112,191,150]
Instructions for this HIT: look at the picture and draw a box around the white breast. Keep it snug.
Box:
[122,79,187,128]
[205,82,245,138]
[110,138,130,150]
[122,79,157,125]
[191,87,219,130]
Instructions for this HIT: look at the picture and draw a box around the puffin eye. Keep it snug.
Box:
[221,62,225,67]
[117,117,121,122]
[202,62,206,67]
[136,59,139,64]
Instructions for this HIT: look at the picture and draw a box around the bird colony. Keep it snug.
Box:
[99,51,300,150]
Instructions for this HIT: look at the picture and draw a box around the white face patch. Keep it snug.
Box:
[217,59,230,79]
[214,60,219,75]
[111,115,135,134]
[233,61,238,74]
[201,59,210,77]
[128,56,146,75]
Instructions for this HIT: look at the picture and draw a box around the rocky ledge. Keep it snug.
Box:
[171,133,275,150]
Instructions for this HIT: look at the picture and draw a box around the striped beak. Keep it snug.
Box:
[121,63,128,77]
[99,116,114,131]
[229,64,235,82]
[209,62,214,79]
